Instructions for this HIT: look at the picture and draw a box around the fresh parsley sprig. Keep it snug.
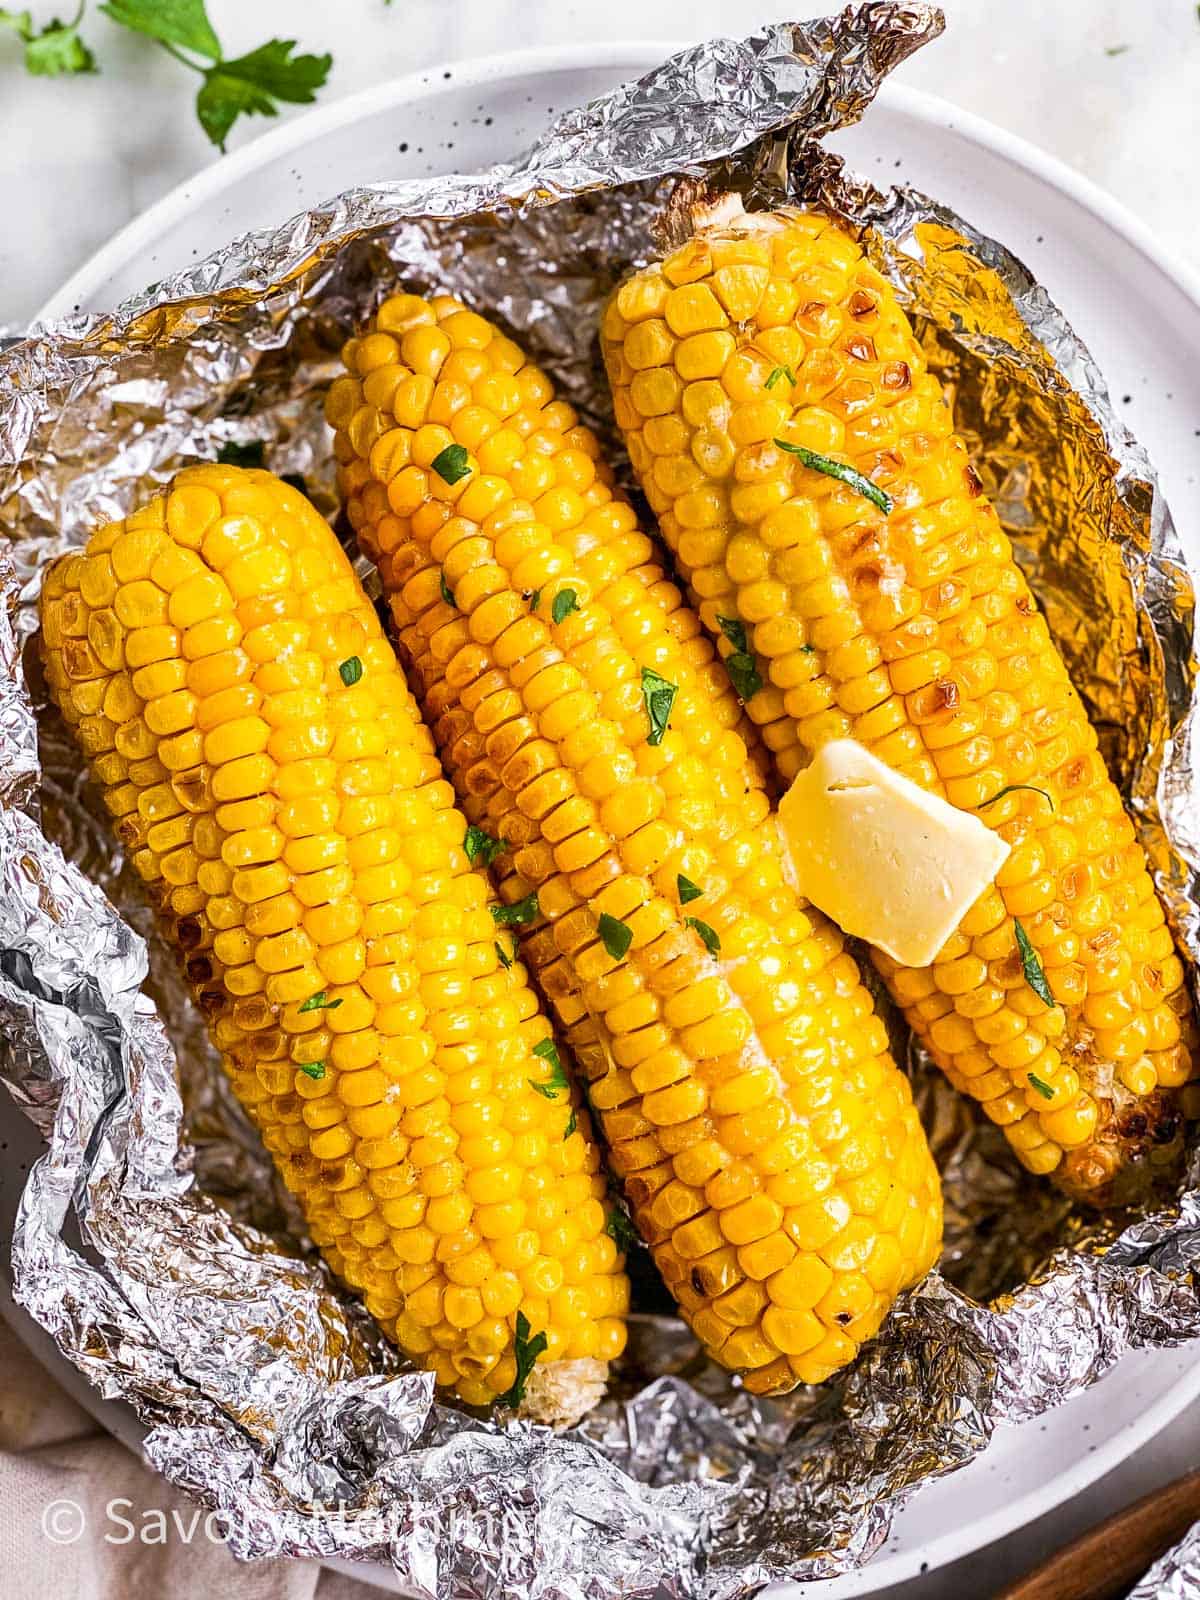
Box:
[3,1,332,149]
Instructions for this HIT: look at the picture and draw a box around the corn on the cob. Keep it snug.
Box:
[602,206,1198,1204]
[326,293,942,1393]
[39,463,628,1420]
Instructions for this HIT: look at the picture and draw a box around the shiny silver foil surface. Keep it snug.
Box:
[2,5,1200,1594]
[1129,1517,1200,1600]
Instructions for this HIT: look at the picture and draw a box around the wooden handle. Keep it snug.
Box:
[996,1469,1200,1600]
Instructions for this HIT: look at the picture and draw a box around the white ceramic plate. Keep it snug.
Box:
[13,40,1200,1599]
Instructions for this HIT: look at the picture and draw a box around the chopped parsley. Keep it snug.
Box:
[1028,1072,1055,1101]
[686,916,721,958]
[298,991,343,1014]
[606,1206,638,1253]
[1014,918,1055,1008]
[529,1037,569,1099]
[641,667,677,747]
[676,874,702,906]
[464,825,504,868]
[764,365,796,391]
[717,614,763,702]
[338,655,363,687]
[774,439,893,515]
[297,1060,326,1080]
[551,588,580,625]
[430,442,471,485]
[529,588,542,611]
[564,1107,578,1141]
[491,891,538,927]
[494,940,513,971]
[500,1310,548,1409]
[598,912,633,961]
[979,784,1054,812]
[440,571,456,608]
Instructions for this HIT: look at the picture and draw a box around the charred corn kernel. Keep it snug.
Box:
[332,294,941,1393]
[605,207,1198,1206]
[41,463,626,1415]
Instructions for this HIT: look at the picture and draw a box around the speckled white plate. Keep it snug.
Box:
[13,40,1200,1600]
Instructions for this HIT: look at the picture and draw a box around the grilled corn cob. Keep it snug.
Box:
[326,293,942,1393]
[39,463,628,1420]
[602,205,1198,1204]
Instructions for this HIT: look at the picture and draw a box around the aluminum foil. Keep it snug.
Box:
[2,4,1200,1595]
[1129,1516,1200,1600]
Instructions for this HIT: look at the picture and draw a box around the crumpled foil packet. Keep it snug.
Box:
[2,4,1199,1595]
[1129,1516,1200,1600]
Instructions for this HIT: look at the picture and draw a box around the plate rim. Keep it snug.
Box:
[24,37,1200,1596]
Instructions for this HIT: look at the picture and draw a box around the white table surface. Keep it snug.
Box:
[3,1,1200,1595]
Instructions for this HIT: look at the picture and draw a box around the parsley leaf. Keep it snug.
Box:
[1014,918,1055,1008]
[551,588,579,625]
[529,1036,569,1099]
[338,656,363,687]
[529,588,542,611]
[764,365,796,391]
[494,940,513,971]
[216,439,265,468]
[606,1206,637,1253]
[641,667,677,747]
[430,442,471,485]
[979,784,1054,812]
[598,911,633,961]
[500,1310,548,1409]
[297,1060,326,1081]
[563,1107,577,1141]
[195,38,331,151]
[686,916,721,958]
[463,825,504,868]
[298,991,342,1014]
[439,571,456,608]
[2,6,96,75]
[491,890,538,927]
[774,439,893,515]
[99,0,220,58]
[717,615,749,654]
[1028,1072,1055,1100]
[676,874,702,905]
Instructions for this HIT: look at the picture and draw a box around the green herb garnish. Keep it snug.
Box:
[0,4,95,75]
[717,614,763,701]
[774,439,893,514]
[529,1036,568,1099]
[764,365,796,391]
[598,912,633,961]
[1104,44,1129,56]
[529,588,542,611]
[1014,918,1055,1008]
[440,571,456,608]
[297,1060,326,1081]
[298,991,343,1014]
[430,442,471,485]
[564,1108,577,1141]
[606,1206,637,1253]
[686,916,721,958]
[464,825,504,868]
[641,667,677,747]
[551,588,580,625]
[99,1,331,150]
[338,655,363,687]
[216,439,265,468]
[979,784,1054,812]
[500,1310,548,1409]
[676,874,702,906]
[495,940,513,970]
[491,891,538,927]
[1028,1072,1055,1101]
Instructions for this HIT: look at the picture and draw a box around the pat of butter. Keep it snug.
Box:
[778,740,1011,968]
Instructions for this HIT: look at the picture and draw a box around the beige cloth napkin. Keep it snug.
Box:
[0,1322,381,1600]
